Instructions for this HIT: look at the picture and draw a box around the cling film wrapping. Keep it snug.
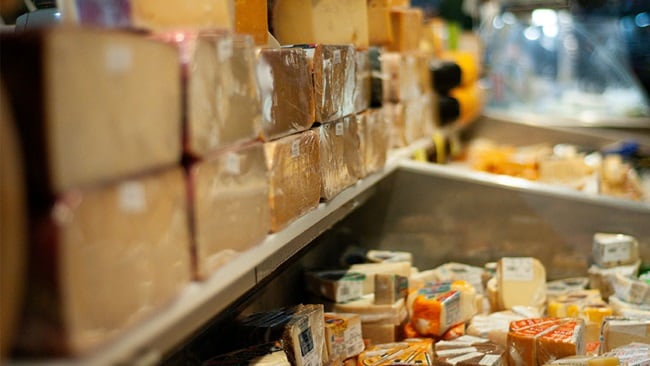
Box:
[354,49,372,114]
[188,142,270,280]
[22,168,191,354]
[381,52,423,103]
[257,48,315,141]
[323,313,364,362]
[155,31,261,157]
[311,44,356,123]
[317,116,362,201]
[357,338,433,366]
[384,102,406,148]
[282,304,325,366]
[357,109,389,177]
[264,130,321,232]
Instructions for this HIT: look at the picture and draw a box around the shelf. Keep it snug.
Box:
[11,139,430,366]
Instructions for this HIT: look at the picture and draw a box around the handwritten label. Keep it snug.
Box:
[119,181,146,213]
[291,140,301,158]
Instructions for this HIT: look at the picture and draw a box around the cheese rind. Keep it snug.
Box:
[0,29,182,196]
[257,48,315,141]
[188,143,270,279]
[264,130,321,232]
[387,7,423,52]
[270,0,369,48]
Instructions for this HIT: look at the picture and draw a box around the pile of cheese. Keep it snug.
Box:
[460,139,647,202]
[209,232,650,365]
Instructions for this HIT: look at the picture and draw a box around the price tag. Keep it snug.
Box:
[119,181,146,213]
[502,257,534,281]
[218,37,233,62]
[225,152,241,175]
[291,139,301,158]
[601,240,633,264]
[335,122,344,136]
[105,44,132,73]
[333,49,342,64]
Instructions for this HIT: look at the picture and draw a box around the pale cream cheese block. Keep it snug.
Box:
[0,28,183,196]
[270,0,369,48]
[15,168,191,355]
[600,317,650,353]
[334,295,408,326]
[349,261,412,294]
[282,304,326,366]
[496,257,547,311]
[592,233,639,269]
[323,313,365,362]
[375,273,409,305]
[188,143,270,280]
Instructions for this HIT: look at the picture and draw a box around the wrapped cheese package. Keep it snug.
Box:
[588,260,640,299]
[349,261,412,295]
[60,0,234,30]
[187,143,270,279]
[323,313,365,362]
[382,52,421,103]
[16,168,191,355]
[298,44,356,123]
[305,270,365,303]
[0,28,182,196]
[317,117,362,200]
[434,335,506,366]
[592,233,640,268]
[257,48,315,141]
[265,130,321,232]
[600,317,650,353]
[156,31,260,157]
[282,304,325,366]
[507,318,586,366]
[496,257,547,311]
[357,338,433,366]
[384,102,406,148]
[357,109,390,177]
[467,307,541,348]
[354,50,372,114]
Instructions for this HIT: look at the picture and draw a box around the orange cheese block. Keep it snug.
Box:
[408,282,465,337]
[264,130,321,232]
[537,320,586,365]
[234,0,269,45]
[367,0,394,46]
[387,7,423,53]
[257,48,315,141]
[188,143,270,279]
[508,318,585,366]
[0,28,182,197]
[16,168,191,356]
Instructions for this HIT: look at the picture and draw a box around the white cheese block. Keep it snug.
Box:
[588,261,640,299]
[592,233,640,268]
[270,0,369,48]
[282,304,325,366]
[323,313,364,361]
[600,317,650,353]
[333,295,408,325]
[375,273,408,305]
[496,257,546,311]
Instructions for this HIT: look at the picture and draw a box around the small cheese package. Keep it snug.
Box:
[188,143,270,279]
[156,31,261,158]
[334,295,408,345]
[434,335,506,366]
[305,270,365,303]
[375,273,409,305]
[323,313,365,362]
[349,261,412,295]
[602,342,650,366]
[466,307,541,348]
[588,260,640,299]
[507,318,586,366]
[257,48,315,141]
[282,304,326,366]
[356,109,390,177]
[407,280,477,337]
[357,338,433,366]
[496,257,547,312]
[592,233,639,268]
[264,130,321,232]
[600,317,650,353]
[546,277,590,302]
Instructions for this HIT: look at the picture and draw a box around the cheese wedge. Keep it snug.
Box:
[497,257,547,311]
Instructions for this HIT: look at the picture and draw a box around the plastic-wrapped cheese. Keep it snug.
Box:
[507,318,586,366]
[317,117,362,201]
[434,335,506,366]
[323,313,364,362]
[600,317,650,353]
[496,257,546,311]
[466,307,541,348]
[349,261,412,295]
[282,304,325,366]
[588,261,640,299]
[333,295,407,325]
[305,270,365,303]
[407,280,477,337]
[602,342,650,366]
[357,338,433,366]
[592,233,639,268]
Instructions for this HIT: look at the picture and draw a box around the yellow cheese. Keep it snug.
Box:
[354,50,372,114]
[388,8,423,53]
[384,102,406,148]
[356,110,389,177]
[189,143,270,279]
[131,0,233,30]
[0,29,182,194]
[358,338,433,366]
[234,0,268,45]
[270,0,369,48]
[497,257,547,311]
[324,313,365,361]
[16,168,191,355]
[264,130,321,232]
[367,2,393,46]
[407,281,476,337]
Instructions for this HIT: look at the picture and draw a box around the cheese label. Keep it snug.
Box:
[119,181,146,213]
[225,152,241,175]
[291,140,301,158]
[479,354,502,366]
[335,280,364,303]
[601,241,632,264]
[344,321,364,357]
[502,257,534,281]
[105,43,132,73]
[335,122,344,136]
[333,49,342,64]
[297,318,317,365]
[218,37,233,62]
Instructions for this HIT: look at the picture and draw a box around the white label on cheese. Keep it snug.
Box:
[502,257,534,281]
[344,322,364,358]
[336,280,363,303]
[479,354,502,366]
[218,37,233,62]
[225,152,241,175]
[448,351,484,365]
[335,122,344,136]
[291,140,301,158]
[602,241,632,264]
[105,44,132,73]
[437,347,478,357]
[333,49,342,64]
[119,182,146,213]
